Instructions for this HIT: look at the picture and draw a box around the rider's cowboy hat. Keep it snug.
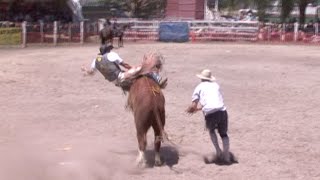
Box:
[196,69,216,81]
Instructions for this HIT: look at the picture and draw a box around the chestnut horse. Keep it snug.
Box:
[127,76,166,167]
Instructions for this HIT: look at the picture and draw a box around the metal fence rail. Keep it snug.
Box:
[2,20,320,47]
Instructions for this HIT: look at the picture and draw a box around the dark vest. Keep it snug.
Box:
[95,54,121,82]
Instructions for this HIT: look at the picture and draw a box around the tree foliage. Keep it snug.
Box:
[280,0,295,23]
[210,0,255,11]
[280,0,315,24]
[124,0,167,18]
[208,0,272,21]
[102,0,166,19]
[101,0,317,23]
[210,0,317,23]
[254,0,270,22]
[296,0,313,24]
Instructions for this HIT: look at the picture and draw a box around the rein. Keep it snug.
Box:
[144,76,160,96]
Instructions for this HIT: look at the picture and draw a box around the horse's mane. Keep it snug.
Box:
[124,51,165,110]
[140,51,165,75]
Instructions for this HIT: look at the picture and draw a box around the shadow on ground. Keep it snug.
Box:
[203,152,238,166]
[144,145,179,168]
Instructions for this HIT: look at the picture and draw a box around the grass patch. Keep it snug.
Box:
[0,28,22,45]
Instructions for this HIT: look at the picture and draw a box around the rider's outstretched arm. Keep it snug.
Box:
[120,62,132,70]
[81,59,97,76]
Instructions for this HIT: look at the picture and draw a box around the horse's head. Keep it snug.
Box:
[141,52,165,74]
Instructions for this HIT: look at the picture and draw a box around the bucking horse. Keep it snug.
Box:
[126,52,169,167]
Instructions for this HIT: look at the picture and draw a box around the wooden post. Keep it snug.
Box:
[53,21,58,46]
[267,25,271,41]
[281,24,285,41]
[68,23,72,42]
[22,21,27,48]
[94,22,98,43]
[294,22,299,42]
[94,22,98,34]
[40,21,44,43]
[80,21,84,44]
[98,20,104,31]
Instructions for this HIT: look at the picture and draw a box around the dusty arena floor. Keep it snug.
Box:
[0,42,320,180]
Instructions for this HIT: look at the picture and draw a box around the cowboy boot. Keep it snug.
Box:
[222,137,231,163]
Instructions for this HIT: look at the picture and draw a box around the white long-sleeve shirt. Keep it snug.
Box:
[192,81,226,116]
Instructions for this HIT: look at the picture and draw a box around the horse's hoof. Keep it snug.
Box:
[154,160,163,167]
[136,161,147,168]
[136,157,147,168]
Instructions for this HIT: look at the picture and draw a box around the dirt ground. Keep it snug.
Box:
[0,42,320,180]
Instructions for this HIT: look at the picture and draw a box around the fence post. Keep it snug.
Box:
[21,21,27,48]
[53,21,58,46]
[281,24,285,41]
[98,20,104,31]
[80,21,84,44]
[315,23,319,35]
[294,22,299,42]
[68,23,72,42]
[94,22,98,34]
[40,21,44,43]
[267,25,271,41]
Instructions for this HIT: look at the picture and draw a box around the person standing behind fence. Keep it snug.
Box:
[186,69,236,164]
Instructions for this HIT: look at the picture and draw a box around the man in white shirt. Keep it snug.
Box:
[186,69,231,164]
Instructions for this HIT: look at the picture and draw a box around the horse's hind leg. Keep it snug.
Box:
[152,122,162,166]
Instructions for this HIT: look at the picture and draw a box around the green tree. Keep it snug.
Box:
[216,0,255,11]
[101,0,166,19]
[280,0,295,22]
[297,0,312,24]
[209,0,271,20]
[123,0,167,19]
[254,0,269,22]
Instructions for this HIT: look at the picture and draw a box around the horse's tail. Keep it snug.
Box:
[153,106,176,146]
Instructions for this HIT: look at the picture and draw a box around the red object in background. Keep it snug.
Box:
[166,0,205,20]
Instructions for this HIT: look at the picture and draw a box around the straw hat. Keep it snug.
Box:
[196,69,216,81]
